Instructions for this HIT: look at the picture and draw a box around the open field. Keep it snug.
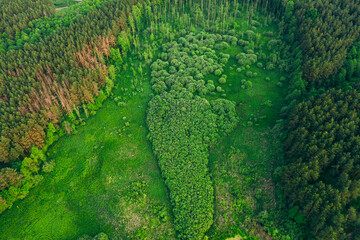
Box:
[0,63,175,240]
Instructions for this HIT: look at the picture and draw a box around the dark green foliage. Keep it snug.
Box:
[282,89,360,239]
[0,0,54,39]
[295,0,360,82]
[323,41,360,89]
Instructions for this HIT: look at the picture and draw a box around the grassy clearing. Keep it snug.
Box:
[206,17,289,239]
[0,62,175,239]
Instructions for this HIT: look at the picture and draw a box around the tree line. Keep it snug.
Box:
[275,1,360,239]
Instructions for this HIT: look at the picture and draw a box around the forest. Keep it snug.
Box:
[0,0,359,239]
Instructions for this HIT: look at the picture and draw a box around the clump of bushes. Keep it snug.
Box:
[236,52,258,66]
[218,75,227,84]
[241,79,253,89]
[146,32,240,239]
[246,71,255,78]
[266,63,275,71]
[236,67,244,72]
[147,94,237,239]
[214,69,223,76]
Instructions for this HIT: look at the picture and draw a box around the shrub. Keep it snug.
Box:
[218,78,226,84]
[117,102,127,107]
[246,71,253,78]
[220,58,228,64]
[244,30,255,41]
[266,63,275,71]
[206,83,216,92]
[228,29,235,35]
[216,86,224,92]
[238,39,250,46]
[195,73,204,80]
[214,69,222,76]
[42,160,56,173]
[214,41,230,50]
[169,66,177,74]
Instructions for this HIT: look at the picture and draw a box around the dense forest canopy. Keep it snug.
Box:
[296,0,360,83]
[0,0,360,239]
[0,0,54,38]
[282,89,360,239]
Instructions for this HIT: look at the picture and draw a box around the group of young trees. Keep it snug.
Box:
[147,29,239,238]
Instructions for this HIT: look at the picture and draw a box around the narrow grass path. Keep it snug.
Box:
[0,66,174,239]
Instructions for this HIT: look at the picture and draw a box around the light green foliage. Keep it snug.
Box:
[117,31,131,54]
[219,77,227,84]
[46,123,58,146]
[42,160,56,173]
[147,32,238,239]
[0,1,294,239]
[147,94,217,239]
[110,48,122,64]
[0,56,175,240]
[236,52,258,66]
[215,69,222,76]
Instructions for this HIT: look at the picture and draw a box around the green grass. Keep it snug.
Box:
[205,17,289,239]
[0,11,288,240]
[0,63,175,240]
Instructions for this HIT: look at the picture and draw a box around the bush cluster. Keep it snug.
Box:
[147,32,238,239]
